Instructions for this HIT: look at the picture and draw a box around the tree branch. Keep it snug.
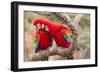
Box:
[31,47,73,61]
[34,11,53,16]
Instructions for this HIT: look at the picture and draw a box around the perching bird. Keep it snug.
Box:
[32,24,53,52]
[34,18,73,49]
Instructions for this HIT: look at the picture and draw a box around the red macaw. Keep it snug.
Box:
[34,18,73,49]
[32,24,52,52]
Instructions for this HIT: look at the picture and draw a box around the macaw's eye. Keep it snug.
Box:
[36,24,42,31]
[37,24,41,28]
[45,26,49,32]
[42,24,45,29]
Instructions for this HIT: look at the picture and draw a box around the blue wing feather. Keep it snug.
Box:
[64,33,72,43]
[35,40,39,49]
